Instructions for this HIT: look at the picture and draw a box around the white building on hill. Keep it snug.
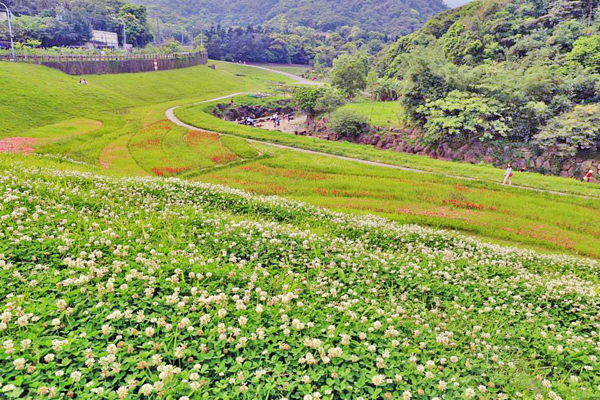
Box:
[90,30,119,49]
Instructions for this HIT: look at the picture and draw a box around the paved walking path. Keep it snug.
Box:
[166,93,597,200]
[241,63,323,85]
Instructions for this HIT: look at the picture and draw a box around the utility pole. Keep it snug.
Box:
[0,2,15,59]
[155,17,160,45]
[123,22,127,50]
[118,19,127,50]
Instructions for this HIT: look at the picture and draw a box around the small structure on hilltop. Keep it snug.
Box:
[88,30,119,49]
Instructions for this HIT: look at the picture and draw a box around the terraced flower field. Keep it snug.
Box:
[0,160,599,399]
[2,60,600,400]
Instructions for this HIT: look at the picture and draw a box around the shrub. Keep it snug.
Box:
[534,104,600,156]
[566,35,600,73]
[416,90,510,145]
[329,108,369,137]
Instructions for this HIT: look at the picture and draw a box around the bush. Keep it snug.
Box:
[416,90,510,145]
[566,35,600,73]
[329,108,369,137]
[534,104,600,156]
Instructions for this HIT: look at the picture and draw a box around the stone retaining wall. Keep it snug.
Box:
[298,119,599,181]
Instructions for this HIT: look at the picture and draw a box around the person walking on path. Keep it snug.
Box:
[583,169,594,182]
[502,163,513,185]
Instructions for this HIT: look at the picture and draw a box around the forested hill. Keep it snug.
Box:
[375,0,600,160]
[133,0,448,37]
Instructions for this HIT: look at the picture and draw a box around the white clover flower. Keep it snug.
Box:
[13,358,26,370]
[372,374,385,386]
[71,370,82,382]
[139,384,153,396]
[117,386,128,399]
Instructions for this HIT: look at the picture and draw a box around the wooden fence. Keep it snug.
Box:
[0,51,209,75]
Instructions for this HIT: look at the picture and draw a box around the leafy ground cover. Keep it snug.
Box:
[0,156,599,400]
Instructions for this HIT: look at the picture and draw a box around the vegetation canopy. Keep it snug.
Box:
[376,0,600,152]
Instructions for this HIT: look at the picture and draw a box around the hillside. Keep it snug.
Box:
[1,57,600,399]
[376,0,600,176]
[2,61,600,257]
[133,0,448,37]
[1,156,599,398]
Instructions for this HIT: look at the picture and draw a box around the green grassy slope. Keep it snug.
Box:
[197,143,600,258]
[0,157,598,399]
[0,63,128,136]
[339,101,403,127]
[3,59,600,259]
[175,100,600,199]
[0,60,294,138]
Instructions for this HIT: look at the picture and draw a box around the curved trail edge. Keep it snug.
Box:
[166,92,594,200]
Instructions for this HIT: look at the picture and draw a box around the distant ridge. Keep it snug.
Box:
[133,0,448,36]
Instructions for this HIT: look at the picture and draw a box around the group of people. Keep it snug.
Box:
[503,163,595,185]
[272,113,294,128]
[272,113,281,128]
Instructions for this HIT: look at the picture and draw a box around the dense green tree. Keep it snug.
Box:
[330,53,369,98]
[0,0,153,47]
[535,104,600,156]
[442,21,484,64]
[567,34,600,73]
[416,90,510,145]
[292,86,326,127]
[367,72,402,101]
[130,0,448,38]
[375,0,600,151]
[316,88,346,117]
[200,24,388,65]
[119,4,153,47]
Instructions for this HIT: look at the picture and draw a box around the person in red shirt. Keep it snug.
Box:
[583,169,594,182]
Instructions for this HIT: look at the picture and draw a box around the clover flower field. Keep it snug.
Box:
[0,164,599,400]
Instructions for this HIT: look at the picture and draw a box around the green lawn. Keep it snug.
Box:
[0,60,291,137]
[340,101,403,127]
[0,60,292,167]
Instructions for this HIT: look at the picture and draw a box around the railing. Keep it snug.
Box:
[0,52,206,63]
